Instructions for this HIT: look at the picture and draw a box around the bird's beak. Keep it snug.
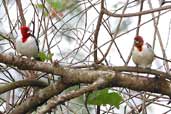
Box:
[27,30,32,34]
[134,40,139,45]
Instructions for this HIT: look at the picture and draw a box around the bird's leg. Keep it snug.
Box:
[145,67,151,79]
[135,64,139,77]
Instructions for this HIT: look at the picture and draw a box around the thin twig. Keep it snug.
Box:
[16,0,26,26]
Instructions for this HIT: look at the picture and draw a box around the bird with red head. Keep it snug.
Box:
[132,36,155,68]
[16,26,39,58]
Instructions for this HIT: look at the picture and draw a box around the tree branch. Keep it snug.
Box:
[93,0,104,63]
[101,66,171,80]
[37,78,105,113]
[11,69,171,114]
[0,54,171,113]
[0,54,66,77]
[102,4,171,17]
[0,80,48,94]
[9,80,69,114]
[1,54,170,80]
[16,0,26,26]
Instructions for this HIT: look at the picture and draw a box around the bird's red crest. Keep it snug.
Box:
[134,36,144,51]
[20,26,31,43]
[134,36,144,43]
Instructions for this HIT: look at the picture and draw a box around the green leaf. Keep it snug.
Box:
[38,52,47,61]
[34,4,44,9]
[46,0,51,4]
[46,0,63,10]
[53,1,62,10]
[87,88,123,109]
[47,53,54,60]
[38,52,54,61]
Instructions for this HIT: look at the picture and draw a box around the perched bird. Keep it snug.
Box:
[132,36,155,68]
[16,26,39,58]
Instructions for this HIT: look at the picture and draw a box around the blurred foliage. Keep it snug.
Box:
[38,52,54,61]
[112,2,132,34]
[35,0,80,18]
[118,19,131,33]
[46,0,63,11]
[87,88,123,109]
[34,0,82,44]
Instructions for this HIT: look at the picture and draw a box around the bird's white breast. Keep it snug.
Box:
[132,43,154,68]
[16,37,38,57]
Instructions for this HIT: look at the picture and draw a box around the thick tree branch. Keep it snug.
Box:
[99,65,171,80]
[11,69,171,114]
[0,54,66,77]
[37,78,105,113]
[0,80,48,94]
[0,54,171,113]
[9,80,69,114]
[1,54,170,79]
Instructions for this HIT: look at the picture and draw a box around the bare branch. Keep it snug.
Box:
[93,0,104,63]
[9,80,69,114]
[16,0,26,26]
[102,4,171,17]
[0,80,48,94]
[37,78,105,113]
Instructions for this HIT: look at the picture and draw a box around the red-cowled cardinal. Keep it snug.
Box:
[16,26,39,58]
[132,36,155,68]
